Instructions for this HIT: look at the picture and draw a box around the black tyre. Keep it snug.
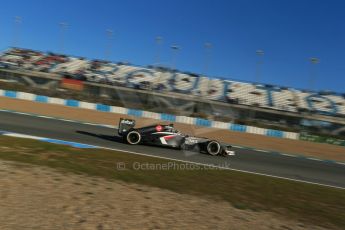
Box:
[126,130,141,145]
[206,141,221,156]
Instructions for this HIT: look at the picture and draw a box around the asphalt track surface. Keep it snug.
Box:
[0,110,345,189]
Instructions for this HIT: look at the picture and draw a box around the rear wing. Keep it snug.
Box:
[118,118,136,136]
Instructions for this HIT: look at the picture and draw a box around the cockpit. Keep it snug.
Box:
[165,124,179,133]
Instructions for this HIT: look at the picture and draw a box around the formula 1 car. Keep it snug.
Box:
[118,118,235,156]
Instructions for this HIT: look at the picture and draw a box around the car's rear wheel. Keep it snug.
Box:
[206,141,221,156]
[126,130,141,145]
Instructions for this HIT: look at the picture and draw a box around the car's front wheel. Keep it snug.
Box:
[206,141,221,156]
[126,130,141,145]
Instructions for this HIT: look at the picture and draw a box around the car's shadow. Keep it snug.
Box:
[76,130,124,143]
[76,130,181,151]
[76,130,209,157]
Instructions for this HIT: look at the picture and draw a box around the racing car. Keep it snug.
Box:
[118,118,235,156]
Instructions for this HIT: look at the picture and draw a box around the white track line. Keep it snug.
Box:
[255,149,270,153]
[281,153,297,157]
[0,109,117,129]
[307,158,324,162]
[98,145,345,190]
[4,133,43,140]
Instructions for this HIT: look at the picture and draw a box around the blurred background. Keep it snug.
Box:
[0,0,345,143]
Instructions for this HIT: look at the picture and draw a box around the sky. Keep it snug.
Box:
[0,0,344,93]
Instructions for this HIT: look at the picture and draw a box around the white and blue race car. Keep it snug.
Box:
[118,118,235,156]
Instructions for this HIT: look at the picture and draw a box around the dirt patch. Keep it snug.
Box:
[0,160,327,230]
[1,96,345,162]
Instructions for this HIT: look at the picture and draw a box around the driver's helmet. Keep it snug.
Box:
[165,124,177,133]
